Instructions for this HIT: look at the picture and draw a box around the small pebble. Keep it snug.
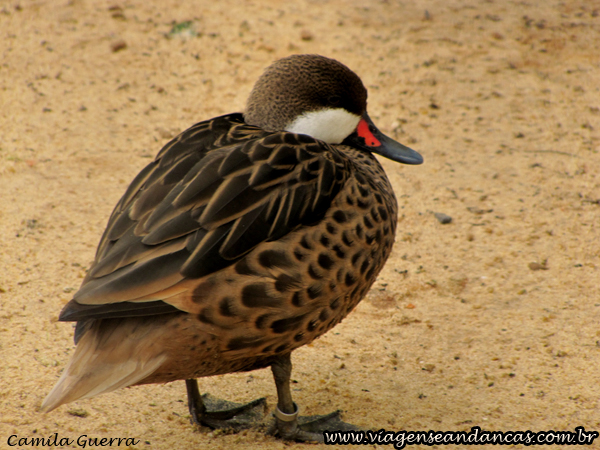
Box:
[300,30,314,41]
[434,212,452,224]
[422,363,436,372]
[111,40,127,53]
[67,408,89,418]
[528,261,548,271]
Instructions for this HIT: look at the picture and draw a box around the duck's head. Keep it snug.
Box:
[244,54,423,165]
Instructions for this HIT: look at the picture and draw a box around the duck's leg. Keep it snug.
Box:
[270,353,361,443]
[186,379,267,431]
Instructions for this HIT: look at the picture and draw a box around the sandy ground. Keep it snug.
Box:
[1,0,599,449]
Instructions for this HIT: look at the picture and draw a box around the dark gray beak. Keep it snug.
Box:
[343,113,423,165]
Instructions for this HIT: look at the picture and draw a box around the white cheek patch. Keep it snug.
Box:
[285,108,361,144]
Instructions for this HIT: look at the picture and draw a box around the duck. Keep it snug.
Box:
[41,54,423,442]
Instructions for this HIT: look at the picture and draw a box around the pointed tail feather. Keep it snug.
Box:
[41,318,168,412]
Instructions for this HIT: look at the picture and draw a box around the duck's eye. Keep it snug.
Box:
[328,95,341,106]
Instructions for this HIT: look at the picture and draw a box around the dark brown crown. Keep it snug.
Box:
[244,54,367,131]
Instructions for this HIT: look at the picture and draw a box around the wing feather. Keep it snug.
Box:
[62,113,349,322]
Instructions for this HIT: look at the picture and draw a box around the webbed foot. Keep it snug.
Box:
[186,379,267,431]
[270,402,361,443]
